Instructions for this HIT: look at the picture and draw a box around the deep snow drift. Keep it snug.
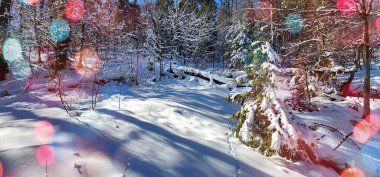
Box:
[0,76,337,177]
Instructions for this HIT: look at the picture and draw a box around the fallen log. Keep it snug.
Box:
[173,66,249,87]
[183,70,225,85]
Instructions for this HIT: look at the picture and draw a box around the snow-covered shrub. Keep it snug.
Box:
[229,53,245,69]
[230,62,318,163]
[225,80,238,90]
[306,59,341,96]
[0,88,9,98]
[307,75,321,98]
[345,97,363,113]
[286,70,318,112]
[235,74,249,86]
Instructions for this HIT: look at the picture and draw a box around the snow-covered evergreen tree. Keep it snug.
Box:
[229,43,318,163]
[224,22,252,69]
[287,69,317,112]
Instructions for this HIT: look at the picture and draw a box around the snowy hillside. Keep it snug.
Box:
[0,76,337,177]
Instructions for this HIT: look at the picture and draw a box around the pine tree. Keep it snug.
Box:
[224,22,252,69]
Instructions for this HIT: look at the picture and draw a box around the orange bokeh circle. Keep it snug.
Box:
[353,121,372,144]
[340,167,366,177]
[24,0,40,5]
[74,48,100,76]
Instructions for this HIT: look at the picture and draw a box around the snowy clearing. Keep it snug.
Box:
[0,77,337,177]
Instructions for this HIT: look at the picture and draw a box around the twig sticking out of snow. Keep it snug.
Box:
[74,163,82,174]
[123,157,132,177]
[311,123,360,150]
[333,132,357,150]
[115,120,119,128]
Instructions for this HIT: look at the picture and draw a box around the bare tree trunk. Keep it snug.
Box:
[355,0,373,117]
[28,46,33,74]
[362,14,371,118]
[160,58,163,79]
[136,52,139,85]
[305,70,311,103]
[91,73,99,110]
[119,64,122,110]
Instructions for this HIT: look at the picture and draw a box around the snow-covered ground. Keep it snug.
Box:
[295,64,380,177]
[294,96,380,177]
[0,76,338,177]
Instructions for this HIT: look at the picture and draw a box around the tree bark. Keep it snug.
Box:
[362,14,371,118]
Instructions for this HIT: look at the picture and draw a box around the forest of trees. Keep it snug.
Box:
[1,0,378,99]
